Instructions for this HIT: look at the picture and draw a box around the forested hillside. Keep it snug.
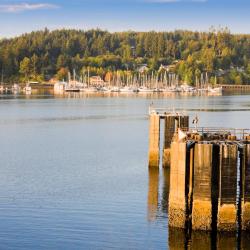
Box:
[0,28,250,84]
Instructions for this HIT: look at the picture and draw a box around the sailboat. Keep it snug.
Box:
[80,68,98,92]
[208,76,222,94]
[138,86,153,92]
[65,71,80,92]
[120,86,134,93]
[23,82,32,94]
[12,83,21,94]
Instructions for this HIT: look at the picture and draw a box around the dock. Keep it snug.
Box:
[221,84,250,92]
[148,107,250,232]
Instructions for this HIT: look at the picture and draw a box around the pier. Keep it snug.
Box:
[148,106,189,168]
[221,84,250,93]
[148,108,250,232]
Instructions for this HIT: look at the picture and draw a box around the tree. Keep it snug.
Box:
[56,67,69,81]
[235,75,243,85]
[0,28,249,83]
[31,54,39,77]
[19,57,31,82]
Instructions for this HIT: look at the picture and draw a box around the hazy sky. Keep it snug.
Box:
[0,0,249,37]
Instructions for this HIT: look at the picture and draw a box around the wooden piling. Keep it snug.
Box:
[169,141,188,228]
[148,114,160,168]
[192,143,214,231]
[163,116,175,168]
[241,143,250,231]
[217,144,238,231]
[163,115,189,168]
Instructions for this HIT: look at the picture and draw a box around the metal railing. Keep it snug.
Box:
[187,127,250,140]
[149,106,187,116]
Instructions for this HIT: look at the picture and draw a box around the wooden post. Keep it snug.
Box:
[163,116,175,168]
[169,141,188,228]
[192,143,214,230]
[163,115,189,168]
[241,143,250,231]
[217,144,238,231]
[148,114,160,168]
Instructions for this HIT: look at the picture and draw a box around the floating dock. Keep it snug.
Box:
[148,107,250,232]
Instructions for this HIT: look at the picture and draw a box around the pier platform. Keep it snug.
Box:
[148,107,250,232]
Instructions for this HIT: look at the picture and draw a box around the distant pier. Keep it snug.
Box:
[221,84,250,92]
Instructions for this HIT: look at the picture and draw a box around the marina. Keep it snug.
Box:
[50,69,223,94]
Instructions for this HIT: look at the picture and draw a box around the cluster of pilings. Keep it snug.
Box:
[148,111,189,168]
[148,110,250,232]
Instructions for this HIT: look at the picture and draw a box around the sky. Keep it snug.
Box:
[0,0,249,38]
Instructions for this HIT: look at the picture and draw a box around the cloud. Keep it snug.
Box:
[0,2,59,13]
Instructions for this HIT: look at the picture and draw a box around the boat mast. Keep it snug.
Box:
[87,67,90,88]
[1,68,3,85]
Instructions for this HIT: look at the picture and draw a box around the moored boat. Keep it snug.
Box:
[120,86,134,93]
[138,86,153,93]
[23,83,32,94]
[12,83,21,94]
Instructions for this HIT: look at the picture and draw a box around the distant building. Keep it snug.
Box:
[137,64,149,73]
[215,66,245,77]
[231,66,245,73]
[159,64,176,72]
[90,76,104,85]
[215,69,228,77]
[104,72,112,82]
[49,78,58,84]
[28,81,39,84]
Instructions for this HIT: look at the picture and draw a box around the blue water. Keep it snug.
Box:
[0,93,250,249]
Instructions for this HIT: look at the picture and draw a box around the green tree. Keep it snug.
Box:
[56,67,69,81]
[19,57,31,82]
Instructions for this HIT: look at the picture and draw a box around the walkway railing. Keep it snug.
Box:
[188,127,250,140]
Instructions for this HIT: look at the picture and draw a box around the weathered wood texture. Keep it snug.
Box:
[242,143,250,231]
[163,115,189,168]
[148,114,160,168]
[192,143,214,230]
[217,144,238,231]
[169,142,188,228]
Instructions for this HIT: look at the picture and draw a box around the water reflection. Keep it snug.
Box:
[147,168,159,222]
[241,232,250,250]
[168,229,214,250]
[191,231,212,250]
[168,228,187,250]
[161,168,170,214]
[0,88,226,100]
[217,232,237,250]
[147,168,248,249]
[147,168,170,222]
[168,229,241,250]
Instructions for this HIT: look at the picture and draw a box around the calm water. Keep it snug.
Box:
[0,92,250,249]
